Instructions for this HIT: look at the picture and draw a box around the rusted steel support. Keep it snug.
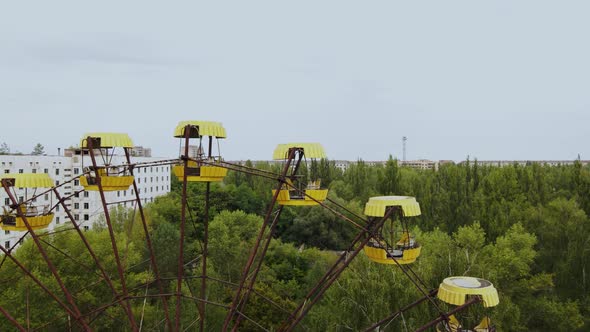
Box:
[198,135,214,332]
[222,148,298,331]
[199,180,211,332]
[1,179,91,331]
[0,241,86,329]
[414,297,481,332]
[86,138,139,331]
[0,305,27,332]
[362,289,438,332]
[176,125,193,330]
[124,149,174,332]
[231,206,284,331]
[53,188,137,326]
[279,207,397,332]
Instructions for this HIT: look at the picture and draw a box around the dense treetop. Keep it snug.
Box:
[0,157,588,331]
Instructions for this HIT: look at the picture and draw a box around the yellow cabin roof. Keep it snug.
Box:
[437,277,499,307]
[272,143,326,160]
[80,133,134,148]
[364,196,421,217]
[0,173,54,188]
[174,121,227,138]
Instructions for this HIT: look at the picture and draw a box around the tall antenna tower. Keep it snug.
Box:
[402,136,407,163]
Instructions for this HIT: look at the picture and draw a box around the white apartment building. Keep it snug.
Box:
[400,159,439,171]
[332,159,444,172]
[0,153,171,249]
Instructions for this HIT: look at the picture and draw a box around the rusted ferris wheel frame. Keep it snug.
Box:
[1,178,92,331]
[175,122,226,332]
[222,147,300,331]
[0,134,455,332]
[84,137,140,332]
[124,148,175,332]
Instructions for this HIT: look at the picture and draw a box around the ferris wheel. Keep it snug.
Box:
[0,121,499,331]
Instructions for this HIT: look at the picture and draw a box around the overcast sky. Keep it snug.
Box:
[1,1,588,162]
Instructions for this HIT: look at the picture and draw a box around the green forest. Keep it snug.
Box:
[1,158,589,331]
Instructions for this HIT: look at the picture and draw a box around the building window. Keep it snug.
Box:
[117,191,121,197]
[84,214,89,221]
[137,188,141,194]
[74,168,79,175]
[44,168,48,173]
[3,170,8,174]
[74,214,79,221]
[18,169,23,173]
[4,241,9,248]
[4,230,9,235]
[18,196,23,203]
[138,178,141,183]
[84,203,89,209]
[45,194,49,201]
[84,192,89,198]
[55,169,60,175]
[74,192,79,198]
[84,226,89,231]
[123,191,126,197]
[32,169,37,174]
[56,217,60,224]
[56,181,60,186]
[74,180,79,186]
[150,177,153,183]
[56,205,60,212]
[74,203,79,209]
[4,198,9,205]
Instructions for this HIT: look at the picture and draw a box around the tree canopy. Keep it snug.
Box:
[1,158,589,330]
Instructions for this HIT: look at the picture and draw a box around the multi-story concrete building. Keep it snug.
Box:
[400,159,439,170]
[0,152,171,249]
[332,159,449,172]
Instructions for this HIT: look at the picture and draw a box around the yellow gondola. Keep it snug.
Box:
[172,121,228,182]
[0,173,55,231]
[436,277,499,332]
[363,196,422,265]
[271,143,329,206]
[79,133,135,191]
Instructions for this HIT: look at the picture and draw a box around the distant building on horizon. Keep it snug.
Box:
[458,160,590,167]
[130,146,152,157]
[232,159,454,172]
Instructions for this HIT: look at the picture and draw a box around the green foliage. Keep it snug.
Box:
[2,158,590,330]
[31,143,45,155]
[0,142,9,154]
